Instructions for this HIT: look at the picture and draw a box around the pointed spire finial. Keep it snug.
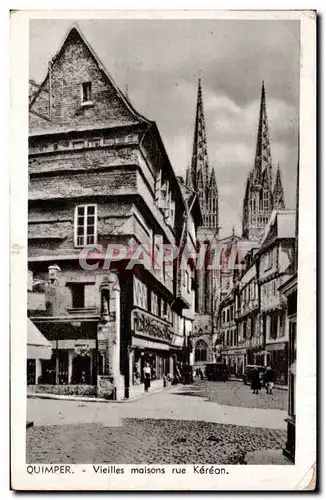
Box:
[273,162,285,209]
[232,225,235,237]
[253,80,272,183]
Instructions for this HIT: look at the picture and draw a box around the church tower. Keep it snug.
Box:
[242,82,285,241]
[186,78,219,315]
[186,79,219,231]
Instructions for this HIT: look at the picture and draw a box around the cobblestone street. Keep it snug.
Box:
[178,380,288,410]
[27,381,288,464]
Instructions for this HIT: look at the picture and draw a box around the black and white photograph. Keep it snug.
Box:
[10,10,316,491]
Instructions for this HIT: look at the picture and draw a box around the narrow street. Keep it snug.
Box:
[27,380,288,464]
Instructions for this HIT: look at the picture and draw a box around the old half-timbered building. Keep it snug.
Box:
[27,24,195,399]
[257,209,296,384]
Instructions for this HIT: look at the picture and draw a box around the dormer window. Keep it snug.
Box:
[81,82,92,104]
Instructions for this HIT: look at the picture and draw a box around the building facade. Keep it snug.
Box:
[257,209,296,384]
[28,25,199,399]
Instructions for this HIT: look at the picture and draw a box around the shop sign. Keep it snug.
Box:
[74,340,91,357]
[132,309,172,343]
[97,375,114,399]
[266,342,286,352]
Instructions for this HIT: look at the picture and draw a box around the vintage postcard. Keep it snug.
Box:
[10,10,316,490]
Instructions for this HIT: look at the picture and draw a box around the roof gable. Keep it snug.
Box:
[260,209,296,250]
[29,25,149,134]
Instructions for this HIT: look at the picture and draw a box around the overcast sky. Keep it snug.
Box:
[30,19,300,237]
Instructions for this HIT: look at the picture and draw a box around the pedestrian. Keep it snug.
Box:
[143,362,151,392]
[251,367,261,394]
[264,366,275,395]
[199,368,204,380]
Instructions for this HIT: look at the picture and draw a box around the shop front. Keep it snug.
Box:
[128,308,173,397]
[27,318,53,385]
[265,342,288,385]
[223,348,246,377]
[29,320,100,396]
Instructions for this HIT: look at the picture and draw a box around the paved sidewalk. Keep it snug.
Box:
[27,383,287,430]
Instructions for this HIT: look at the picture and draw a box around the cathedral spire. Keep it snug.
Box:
[209,167,217,189]
[185,164,193,190]
[242,82,276,241]
[254,81,272,186]
[273,163,285,209]
[191,78,210,194]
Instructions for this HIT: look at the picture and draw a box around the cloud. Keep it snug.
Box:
[29,19,299,237]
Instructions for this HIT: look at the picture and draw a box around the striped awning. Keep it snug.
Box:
[27,318,52,360]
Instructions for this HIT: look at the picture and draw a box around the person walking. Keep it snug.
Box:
[264,366,275,395]
[143,362,151,392]
[251,367,261,394]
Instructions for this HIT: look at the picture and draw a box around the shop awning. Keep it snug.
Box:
[27,318,53,360]
[265,342,287,352]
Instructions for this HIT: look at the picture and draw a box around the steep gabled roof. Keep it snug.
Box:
[259,209,296,252]
[29,23,150,128]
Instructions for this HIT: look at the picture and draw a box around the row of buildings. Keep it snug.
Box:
[27,25,202,400]
[27,24,297,402]
[186,79,297,387]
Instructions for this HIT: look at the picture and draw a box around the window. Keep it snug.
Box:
[162,300,168,318]
[251,318,255,337]
[167,304,173,323]
[153,234,164,280]
[81,82,92,103]
[89,138,101,148]
[151,292,159,316]
[223,311,226,324]
[243,320,247,339]
[133,277,148,310]
[71,283,85,308]
[279,313,285,338]
[74,204,97,247]
[227,309,230,322]
[270,314,278,339]
[265,252,272,270]
[72,140,84,149]
[157,296,162,317]
[194,340,208,362]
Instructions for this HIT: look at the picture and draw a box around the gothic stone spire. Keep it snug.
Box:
[254,81,272,187]
[273,163,285,209]
[242,82,275,241]
[185,164,193,190]
[191,78,210,195]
